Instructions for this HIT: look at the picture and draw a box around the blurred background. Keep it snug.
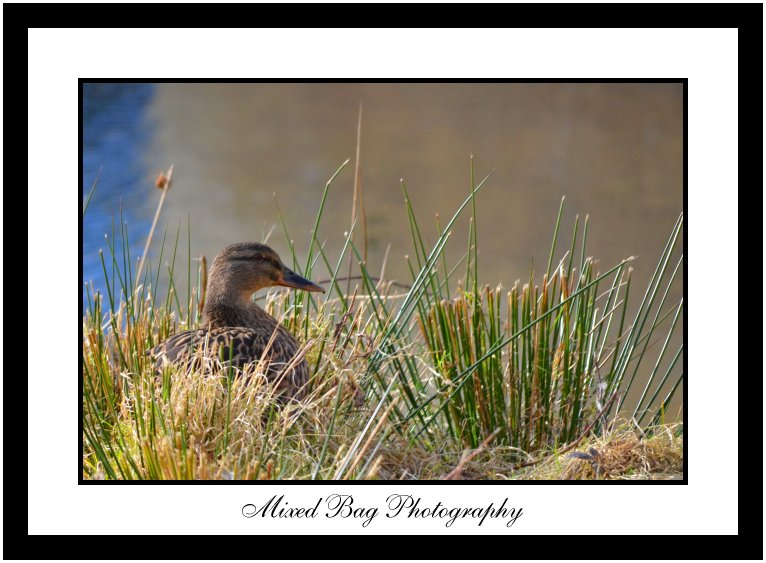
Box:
[82,82,682,302]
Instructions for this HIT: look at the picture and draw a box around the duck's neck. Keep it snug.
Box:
[203,286,273,329]
[203,301,250,328]
[202,270,280,329]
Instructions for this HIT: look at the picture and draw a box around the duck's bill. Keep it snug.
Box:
[278,268,325,293]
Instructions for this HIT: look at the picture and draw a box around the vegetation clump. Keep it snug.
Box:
[83,160,684,480]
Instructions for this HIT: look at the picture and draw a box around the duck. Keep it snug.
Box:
[148,242,324,401]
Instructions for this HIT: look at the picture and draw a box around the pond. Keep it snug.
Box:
[83,82,682,294]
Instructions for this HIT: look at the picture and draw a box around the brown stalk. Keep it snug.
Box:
[197,254,208,317]
[346,102,367,294]
[136,164,174,286]
[442,428,501,480]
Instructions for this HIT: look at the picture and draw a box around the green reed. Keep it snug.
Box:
[404,196,682,452]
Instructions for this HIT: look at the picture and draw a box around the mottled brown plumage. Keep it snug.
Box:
[149,242,324,401]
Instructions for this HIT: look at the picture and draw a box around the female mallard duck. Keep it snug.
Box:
[149,242,324,401]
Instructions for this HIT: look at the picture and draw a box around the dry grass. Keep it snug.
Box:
[84,284,684,481]
[345,421,683,481]
[514,423,684,480]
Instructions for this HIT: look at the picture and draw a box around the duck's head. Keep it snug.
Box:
[210,242,324,299]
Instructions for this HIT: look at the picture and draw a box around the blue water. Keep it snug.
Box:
[82,83,155,295]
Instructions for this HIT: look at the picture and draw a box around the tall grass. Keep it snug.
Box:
[82,159,683,479]
[416,209,682,450]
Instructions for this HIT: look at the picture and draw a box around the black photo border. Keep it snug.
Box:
[13,4,759,558]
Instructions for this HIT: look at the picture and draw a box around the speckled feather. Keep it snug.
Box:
[148,324,309,399]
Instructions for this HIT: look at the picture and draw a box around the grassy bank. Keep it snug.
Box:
[82,159,684,480]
